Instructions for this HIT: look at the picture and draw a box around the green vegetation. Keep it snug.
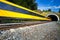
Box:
[58,9,60,13]
[0,19,41,23]
[0,20,21,23]
[8,0,37,10]
[43,9,51,12]
[47,9,51,12]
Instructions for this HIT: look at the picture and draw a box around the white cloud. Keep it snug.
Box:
[53,6,60,8]
[38,6,60,11]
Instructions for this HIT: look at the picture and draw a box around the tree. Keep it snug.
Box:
[58,9,60,13]
[48,9,51,12]
[7,0,37,10]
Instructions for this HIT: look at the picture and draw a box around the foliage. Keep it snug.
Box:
[7,0,37,10]
[42,9,51,12]
[47,9,51,12]
[58,9,60,13]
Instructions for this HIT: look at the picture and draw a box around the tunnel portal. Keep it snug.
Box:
[48,15,59,21]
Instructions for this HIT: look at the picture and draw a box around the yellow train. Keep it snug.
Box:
[0,0,50,22]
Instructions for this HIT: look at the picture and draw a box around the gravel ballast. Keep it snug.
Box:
[0,21,59,40]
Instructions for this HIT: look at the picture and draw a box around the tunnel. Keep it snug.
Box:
[47,14,59,21]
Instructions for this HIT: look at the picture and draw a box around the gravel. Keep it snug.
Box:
[0,21,59,40]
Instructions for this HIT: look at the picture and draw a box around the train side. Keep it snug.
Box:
[0,0,51,21]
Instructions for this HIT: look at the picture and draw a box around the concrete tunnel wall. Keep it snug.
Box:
[46,13,59,21]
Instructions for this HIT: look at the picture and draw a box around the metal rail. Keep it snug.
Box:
[0,21,51,30]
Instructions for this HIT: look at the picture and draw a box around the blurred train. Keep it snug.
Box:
[0,0,51,23]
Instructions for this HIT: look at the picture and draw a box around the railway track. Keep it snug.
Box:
[0,21,51,30]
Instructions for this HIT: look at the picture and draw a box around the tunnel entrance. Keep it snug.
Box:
[48,15,58,21]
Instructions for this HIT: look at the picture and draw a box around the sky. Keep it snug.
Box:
[36,0,60,12]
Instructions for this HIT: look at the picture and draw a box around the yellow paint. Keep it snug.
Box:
[0,9,50,20]
[0,0,6,1]
[0,0,48,17]
[0,0,41,15]
[0,0,51,21]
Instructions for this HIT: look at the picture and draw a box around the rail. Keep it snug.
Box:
[0,21,51,30]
